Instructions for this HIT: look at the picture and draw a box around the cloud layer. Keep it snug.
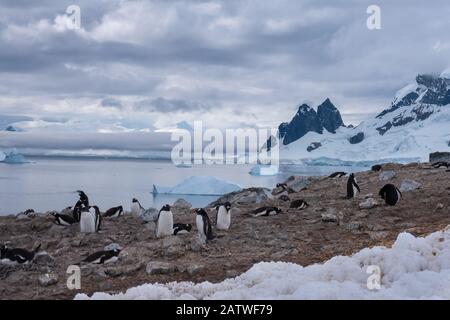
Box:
[1,0,450,138]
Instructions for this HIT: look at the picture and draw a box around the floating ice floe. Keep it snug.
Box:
[76,226,450,300]
[249,164,279,176]
[152,176,242,196]
[0,150,29,164]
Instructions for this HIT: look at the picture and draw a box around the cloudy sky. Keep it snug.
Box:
[1,0,450,152]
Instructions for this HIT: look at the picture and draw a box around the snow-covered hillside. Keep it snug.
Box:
[76,226,450,300]
[275,72,450,164]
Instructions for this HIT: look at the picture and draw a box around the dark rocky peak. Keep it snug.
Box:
[317,98,344,133]
[279,103,323,145]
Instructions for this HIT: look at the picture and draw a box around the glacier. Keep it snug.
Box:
[152,176,242,196]
[76,226,450,300]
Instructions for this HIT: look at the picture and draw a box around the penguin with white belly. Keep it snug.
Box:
[195,208,215,243]
[215,202,232,231]
[131,198,144,217]
[79,206,101,233]
[156,204,174,238]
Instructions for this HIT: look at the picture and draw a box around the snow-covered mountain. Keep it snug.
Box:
[274,71,450,164]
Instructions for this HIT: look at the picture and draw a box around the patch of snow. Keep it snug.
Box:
[393,83,419,103]
[76,226,450,300]
[440,68,450,80]
[0,151,5,162]
[152,176,242,196]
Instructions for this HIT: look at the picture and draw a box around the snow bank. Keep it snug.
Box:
[76,226,450,300]
[0,150,29,164]
[152,176,242,196]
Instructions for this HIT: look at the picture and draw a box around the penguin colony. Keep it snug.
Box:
[3,162,438,265]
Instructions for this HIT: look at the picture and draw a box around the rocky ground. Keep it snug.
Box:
[0,162,449,300]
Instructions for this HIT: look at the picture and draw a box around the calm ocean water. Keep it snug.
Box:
[0,157,368,215]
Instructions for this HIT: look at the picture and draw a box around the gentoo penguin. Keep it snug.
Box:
[172,223,192,235]
[278,195,290,202]
[371,164,383,172]
[215,202,232,231]
[103,206,124,218]
[52,212,78,226]
[156,204,174,238]
[83,249,121,264]
[76,190,89,208]
[195,208,214,242]
[251,206,282,217]
[275,183,295,194]
[290,199,309,210]
[432,161,449,169]
[0,244,40,264]
[329,172,347,178]
[346,173,360,199]
[79,206,101,233]
[379,184,402,206]
[131,198,144,217]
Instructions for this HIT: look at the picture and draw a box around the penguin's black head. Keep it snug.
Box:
[185,224,192,231]
[161,204,171,212]
[276,183,287,189]
[224,202,232,210]
[132,198,138,203]
[275,207,282,213]
[196,208,207,216]
[111,248,121,255]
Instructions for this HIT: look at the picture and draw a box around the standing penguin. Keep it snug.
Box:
[290,199,309,210]
[346,173,360,199]
[195,208,214,242]
[76,190,89,208]
[103,206,124,218]
[215,202,232,231]
[79,206,101,233]
[156,204,174,238]
[379,184,402,206]
[131,198,144,217]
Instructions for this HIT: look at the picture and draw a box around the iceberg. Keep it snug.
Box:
[1,150,29,164]
[152,176,242,196]
[249,164,279,176]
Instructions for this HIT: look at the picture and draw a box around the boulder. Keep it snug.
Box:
[359,198,378,210]
[210,188,272,207]
[399,179,421,192]
[186,264,205,276]
[173,198,192,209]
[146,261,177,275]
[38,273,58,287]
[104,243,122,251]
[307,142,322,152]
[429,152,450,163]
[379,171,396,181]
[349,132,365,144]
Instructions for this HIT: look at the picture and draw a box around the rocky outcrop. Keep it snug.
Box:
[279,104,323,145]
[349,132,364,144]
[429,152,450,163]
[307,142,322,152]
[317,98,344,133]
[277,99,344,146]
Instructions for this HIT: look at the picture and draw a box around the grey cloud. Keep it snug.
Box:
[134,97,214,113]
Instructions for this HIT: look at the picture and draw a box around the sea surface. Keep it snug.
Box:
[0,157,369,215]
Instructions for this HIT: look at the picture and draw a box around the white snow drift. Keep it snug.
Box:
[76,226,450,300]
[152,176,242,196]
